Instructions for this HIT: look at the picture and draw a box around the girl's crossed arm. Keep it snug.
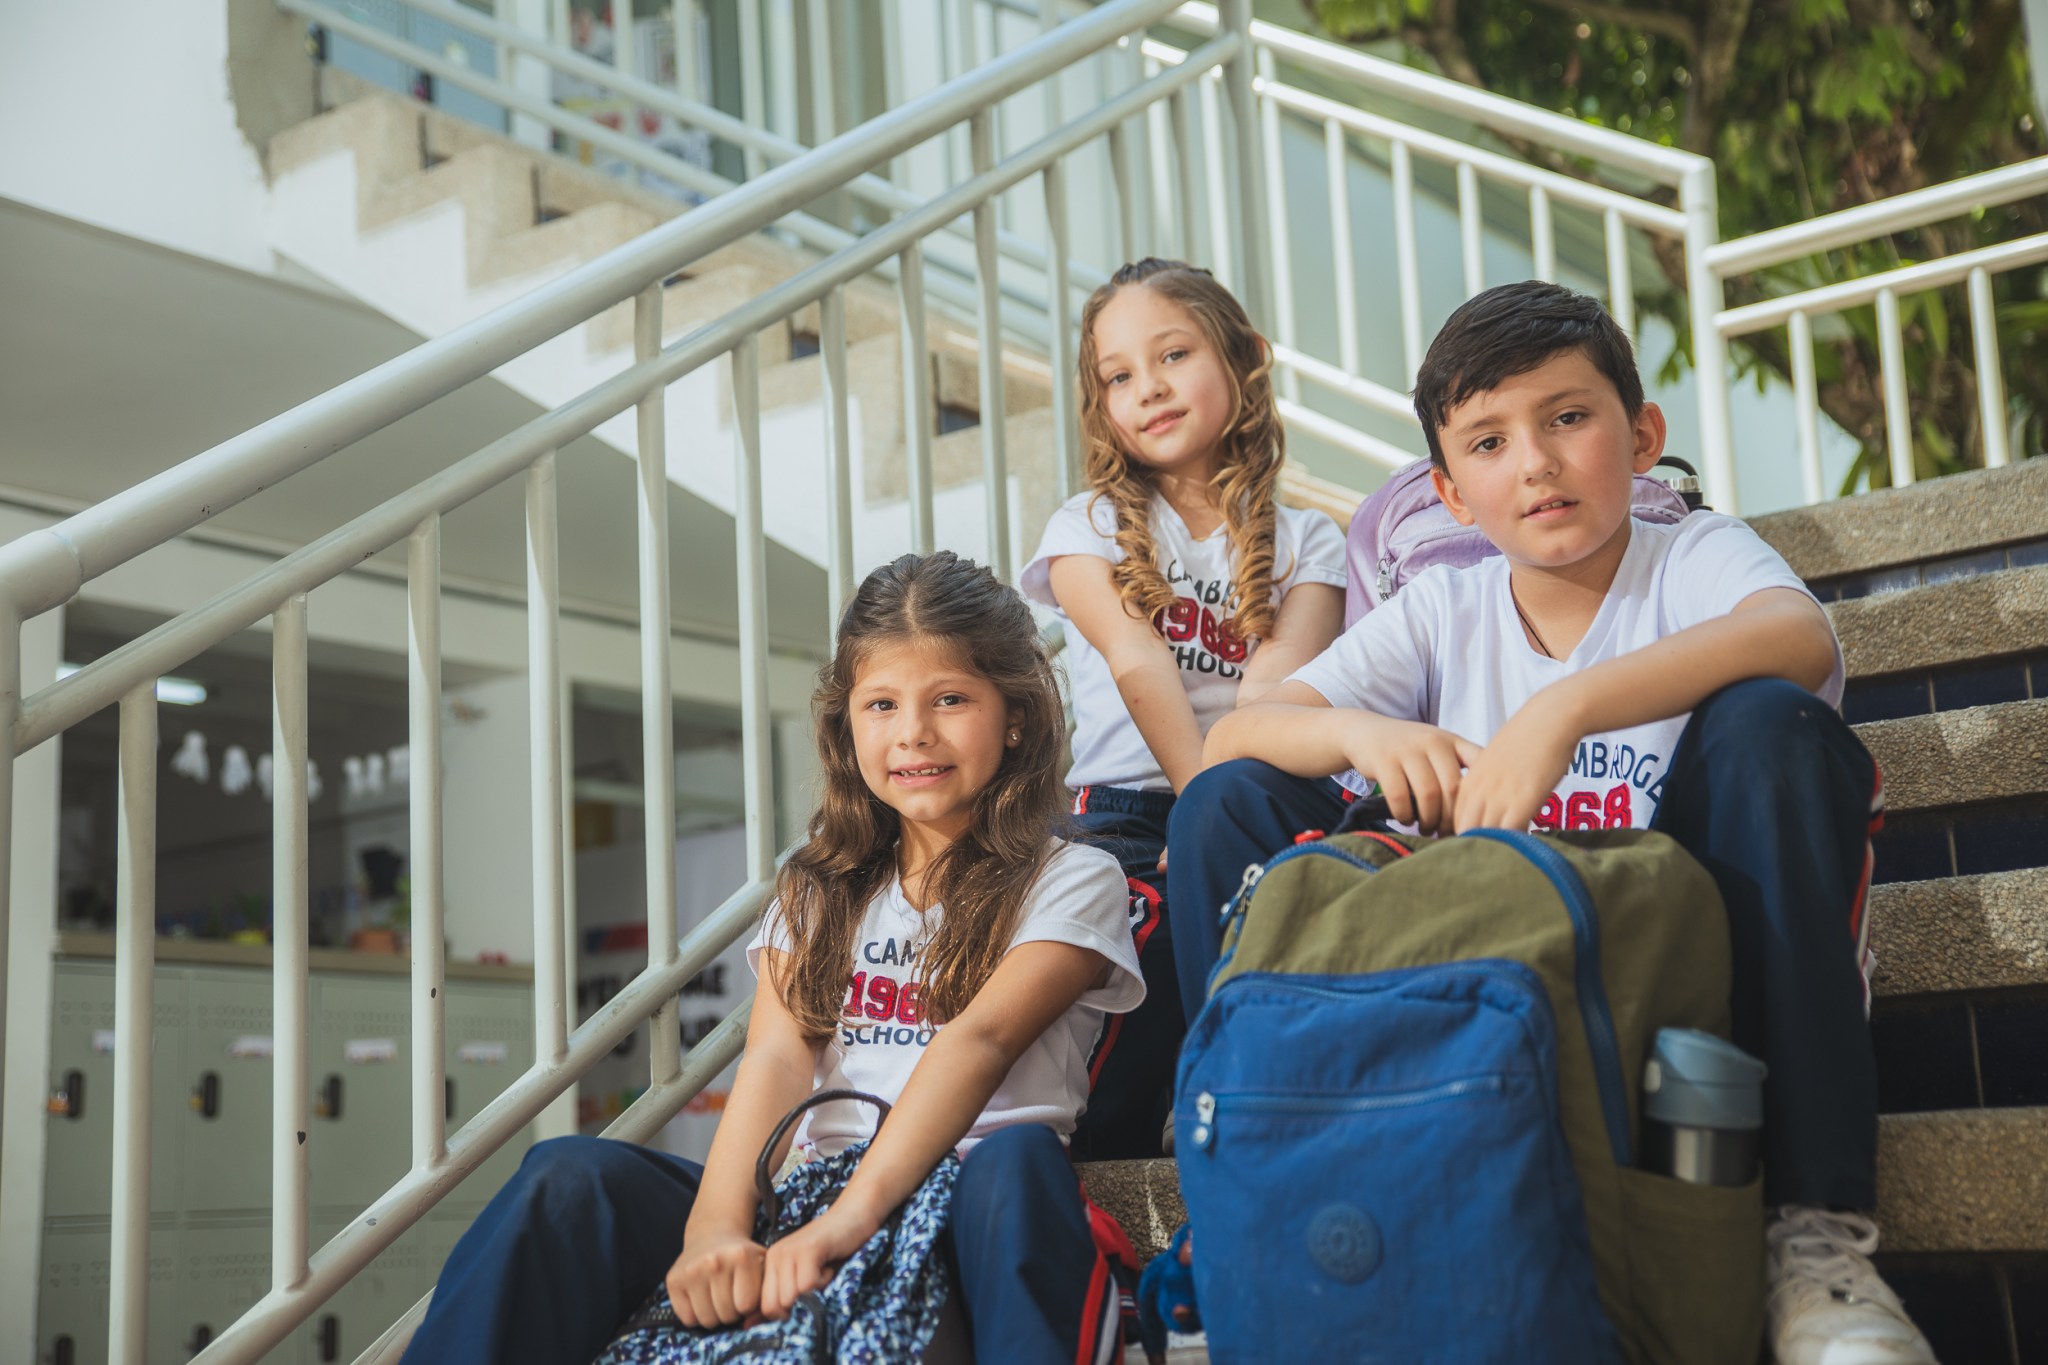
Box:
[667,951,820,1328]
[757,939,1111,1319]
[1049,554,1205,791]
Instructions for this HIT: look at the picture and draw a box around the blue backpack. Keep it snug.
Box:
[1174,825,1756,1364]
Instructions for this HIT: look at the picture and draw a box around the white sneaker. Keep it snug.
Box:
[1767,1206,1938,1365]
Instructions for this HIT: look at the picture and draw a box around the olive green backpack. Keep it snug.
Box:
[1208,825,1763,1365]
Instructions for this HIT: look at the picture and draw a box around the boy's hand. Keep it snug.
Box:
[1345,713,1484,836]
[667,1231,768,1328]
[759,1203,879,1319]
[1454,693,1581,833]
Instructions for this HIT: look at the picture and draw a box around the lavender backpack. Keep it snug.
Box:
[1342,457,1703,627]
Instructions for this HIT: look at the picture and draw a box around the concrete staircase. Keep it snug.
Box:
[262,73,1069,578]
[1078,458,2048,1364]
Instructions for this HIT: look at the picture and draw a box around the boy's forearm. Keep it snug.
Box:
[1204,702,1354,778]
[1541,596,1837,736]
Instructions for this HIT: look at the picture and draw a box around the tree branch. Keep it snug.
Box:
[1426,0,1488,89]
[1521,0,1698,52]
[1680,0,1753,154]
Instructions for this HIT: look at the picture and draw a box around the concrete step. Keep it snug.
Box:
[1750,458,2048,582]
[1080,1106,2048,1264]
[1829,563,2048,681]
[1869,868,2048,998]
[1854,697,2048,815]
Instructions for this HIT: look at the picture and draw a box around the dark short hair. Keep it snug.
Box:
[1412,281,1642,470]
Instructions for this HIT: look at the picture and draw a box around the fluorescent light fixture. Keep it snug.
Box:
[56,663,208,707]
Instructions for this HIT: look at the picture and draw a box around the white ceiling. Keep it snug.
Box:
[0,197,829,656]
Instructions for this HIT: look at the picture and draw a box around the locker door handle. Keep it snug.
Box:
[315,1074,343,1120]
[187,1323,214,1352]
[445,1077,456,1121]
[317,1312,341,1362]
[191,1071,221,1119]
[47,1069,84,1120]
[51,1335,73,1365]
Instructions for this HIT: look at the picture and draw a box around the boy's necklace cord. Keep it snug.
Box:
[1509,583,1555,659]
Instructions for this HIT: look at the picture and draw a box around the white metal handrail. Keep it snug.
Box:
[1705,157,2048,500]
[0,4,1265,1360]
[1139,6,1731,503]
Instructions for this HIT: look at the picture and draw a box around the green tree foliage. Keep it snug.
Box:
[1307,0,2047,487]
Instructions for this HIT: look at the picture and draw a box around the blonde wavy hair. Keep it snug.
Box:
[772,552,1068,1040]
[1076,258,1284,643]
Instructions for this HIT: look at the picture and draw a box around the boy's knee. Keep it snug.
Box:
[1696,678,1822,733]
[1170,758,1291,840]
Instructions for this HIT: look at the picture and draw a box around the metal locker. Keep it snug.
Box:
[174,1220,304,1363]
[307,975,412,1214]
[43,961,186,1219]
[180,967,278,1216]
[35,1220,184,1364]
[442,978,536,1209]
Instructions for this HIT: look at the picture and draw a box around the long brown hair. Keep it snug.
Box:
[773,551,1068,1039]
[1076,258,1285,643]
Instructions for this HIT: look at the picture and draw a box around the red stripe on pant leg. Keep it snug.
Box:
[1072,1243,1112,1365]
[1850,764,1885,1011]
[1087,878,1163,1087]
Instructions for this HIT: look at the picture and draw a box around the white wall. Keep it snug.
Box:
[0,0,275,273]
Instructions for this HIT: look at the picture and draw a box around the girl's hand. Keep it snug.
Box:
[759,1205,879,1318]
[1345,713,1483,836]
[667,1232,768,1328]
[1453,692,1580,834]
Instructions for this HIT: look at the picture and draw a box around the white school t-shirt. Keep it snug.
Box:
[1020,490,1348,791]
[746,840,1143,1157]
[1288,512,1843,830]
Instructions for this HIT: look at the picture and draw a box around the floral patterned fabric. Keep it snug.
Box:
[594,1142,960,1365]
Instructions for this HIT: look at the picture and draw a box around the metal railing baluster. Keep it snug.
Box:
[1259,48,1297,400]
[1172,84,1201,262]
[732,337,776,883]
[1604,206,1635,342]
[1108,121,1139,262]
[1200,73,1230,289]
[1044,160,1079,501]
[1324,116,1359,377]
[1392,140,1423,388]
[274,594,315,1294]
[110,680,157,1365]
[1529,184,1554,283]
[1876,287,1914,489]
[1457,161,1484,298]
[821,288,856,631]
[1969,266,2009,469]
[634,285,681,1087]
[405,513,448,1168]
[899,242,937,553]
[1789,311,1824,506]
[973,113,1014,581]
[1145,57,1176,257]
[1680,163,1736,512]
[738,0,766,179]
[1220,2,1269,326]
[527,453,568,1064]
[805,0,834,143]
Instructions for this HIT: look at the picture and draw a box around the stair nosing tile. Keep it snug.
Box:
[1855,697,2048,813]
[1750,458,2048,581]
[1875,1106,2048,1252]
[1870,867,2048,999]
[1831,563,2048,680]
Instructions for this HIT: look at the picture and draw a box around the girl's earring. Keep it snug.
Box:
[1007,729,1021,746]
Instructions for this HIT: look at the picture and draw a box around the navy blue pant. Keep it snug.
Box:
[1069,786,1182,1161]
[401,1124,1114,1365]
[1164,680,1881,1210]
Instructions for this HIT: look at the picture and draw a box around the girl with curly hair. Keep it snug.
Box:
[1020,259,1348,1159]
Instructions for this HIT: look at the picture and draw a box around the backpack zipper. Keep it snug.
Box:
[1189,1075,1506,1151]
[1215,839,1383,931]
[1462,829,1634,1168]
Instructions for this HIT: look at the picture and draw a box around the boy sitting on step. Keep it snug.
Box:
[1178,281,1934,1365]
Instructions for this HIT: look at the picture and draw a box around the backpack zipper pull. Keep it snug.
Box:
[1192,1092,1216,1150]
[1216,860,1267,928]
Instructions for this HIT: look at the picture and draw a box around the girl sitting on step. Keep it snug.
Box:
[401,551,1145,1365]
[1021,259,1348,1156]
